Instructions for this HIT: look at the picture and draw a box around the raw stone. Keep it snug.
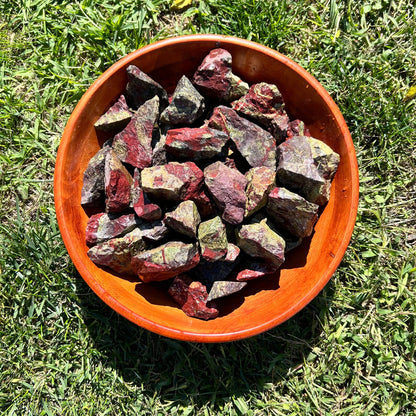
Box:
[204,161,248,225]
[164,200,201,238]
[191,189,215,219]
[206,280,247,301]
[207,105,276,169]
[267,187,319,239]
[94,95,132,132]
[131,241,200,282]
[137,219,169,242]
[197,216,228,262]
[286,119,311,139]
[192,48,249,102]
[236,260,278,281]
[160,75,205,125]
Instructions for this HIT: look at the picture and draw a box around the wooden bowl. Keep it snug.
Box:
[54,35,359,342]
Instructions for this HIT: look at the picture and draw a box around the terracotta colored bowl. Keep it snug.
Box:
[54,34,359,342]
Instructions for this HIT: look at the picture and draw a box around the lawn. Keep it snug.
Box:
[1,0,415,415]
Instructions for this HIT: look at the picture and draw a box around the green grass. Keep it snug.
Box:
[1,0,415,414]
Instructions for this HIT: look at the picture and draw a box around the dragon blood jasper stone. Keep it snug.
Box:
[165,126,228,160]
[125,65,169,110]
[94,94,132,132]
[206,280,247,302]
[204,161,248,225]
[267,187,319,239]
[191,189,215,219]
[87,228,146,275]
[286,119,311,139]
[236,218,286,268]
[207,106,276,169]
[104,150,133,213]
[141,161,204,202]
[131,241,200,282]
[236,260,278,282]
[112,95,159,170]
[160,75,205,125]
[164,200,201,238]
[244,166,276,217]
[197,216,228,262]
[137,219,169,242]
[192,48,249,102]
[85,212,137,246]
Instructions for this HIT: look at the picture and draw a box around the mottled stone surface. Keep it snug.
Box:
[131,169,162,221]
[267,187,319,238]
[192,48,249,102]
[81,147,109,209]
[204,161,248,225]
[286,119,311,139]
[224,243,240,262]
[207,106,276,169]
[164,200,201,238]
[104,150,133,213]
[141,161,204,202]
[87,228,145,275]
[112,96,159,169]
[244,166,276,217]
[86,212,137,246]
[236,218,286,268]
[165,126,228,160]
[131,241,200,282]
[152,132,168,166]
[206,280,247,301]
[160,75,205,125]
[191,189,215,219]
[197,216,228,261]
[125,65,168,110]
[137,219,169,242]
[236,261,278,281]
[276,135,339,205]
[94,95,132,132]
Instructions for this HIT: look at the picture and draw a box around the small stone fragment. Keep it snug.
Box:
[112,96,159,169]
[131,241,200,282]
[104,150,133,213]
[125,65,169,110]
[197,216,228,261]
[141,161,204,202]
[244,166,276,217]
[131,169,162,221]
[266,187,319,239]
[236,261,278,281]
[94,95,132,132]
[224,243,240,262]
[207,106,276,169]
[165,126,228,160]
[160,75,205,125]
[87,228,146,275]
[164,200,201,238]
[137,219,170,242]
[204,161,247,225]
[206,281,247,301]
[86,212,137,246]
[152,132,168,166]
[236,218,285,268]
[192,48,249,102]
[286,119,311,139]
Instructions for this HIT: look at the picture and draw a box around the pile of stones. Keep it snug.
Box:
[81,48,340,320]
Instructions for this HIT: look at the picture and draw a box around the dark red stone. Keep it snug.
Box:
[191,189,215,219]
[286,119,311,139]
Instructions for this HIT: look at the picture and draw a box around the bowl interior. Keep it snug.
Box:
[54,35,358,342]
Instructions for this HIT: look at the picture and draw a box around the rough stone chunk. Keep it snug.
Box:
[267,187,319,239]
[131,241,200,282]
[276,135,339,205]
[165,126,228,160]
[164,200,201,238]
[192,48,249,102]
[112,96,159,169]
[137,219,169,242]
[81,147,109,209]
[224,243,240,262]
[94,95,132,132]
[206,280,247,301]
[204,161,248,225]
[141,161,204,202]
[197,216,228,262]
[207,106,276,169]
[286,119,311,139]
[87,228,145,275]
[104,150,133,213]
[236,218,286,268]
[131,169,162,221]
[168,275,219,320]
[236,261,278,281]
[191,189,215,219]
[160,75,205,125]
[244,166,276,217]
[125,65,169,110]
[86,212,137,246]
[152,132,168,166]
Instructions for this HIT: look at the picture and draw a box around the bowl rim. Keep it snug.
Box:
[54,34,359,343]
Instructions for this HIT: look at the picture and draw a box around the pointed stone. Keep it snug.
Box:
[112,96,159,169]
[164,200,201,238]
[236,261,278,281]
[206,281,247,301]
[160,75,205,125]
[267,187,319,238]
[223,243,240,262]
[152,131,168,166]
[204,161,247,225]
[94,95,132,132]
[197,216,228,262]
[207,106,276,169]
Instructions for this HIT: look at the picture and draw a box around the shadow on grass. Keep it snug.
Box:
[74,268,335,406]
